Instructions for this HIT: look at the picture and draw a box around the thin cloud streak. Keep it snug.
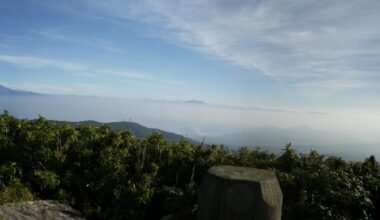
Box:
[290,79,380,99]
[35,31,127,54]
[0,55,86,72]
[0,54,186,88]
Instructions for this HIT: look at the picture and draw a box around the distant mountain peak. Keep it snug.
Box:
[184,100,205,104]
[0,84,41,96]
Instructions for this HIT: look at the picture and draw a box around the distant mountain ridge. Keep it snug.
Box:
[183,100,205,104]
[0,85,41,96]
[1,84,378,161]
[0,84,190,143]
[52,120,189,143]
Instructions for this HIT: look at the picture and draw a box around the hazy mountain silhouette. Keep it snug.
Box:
[1,84,379,160]
[0,85,41,96]
[183,100,206,105]
[52,120,189,143]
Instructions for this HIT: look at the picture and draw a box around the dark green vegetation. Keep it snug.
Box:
[1,111,379,220]
[52,120,187,143]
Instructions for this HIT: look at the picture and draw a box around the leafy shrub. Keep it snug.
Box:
[0,162,33,204]
[0,112,379,219]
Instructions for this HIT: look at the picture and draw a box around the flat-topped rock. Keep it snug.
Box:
[0,200,84,220]
[208,166,276,182]
[198,166,283,220]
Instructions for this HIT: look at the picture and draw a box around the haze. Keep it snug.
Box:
[1,0,380,159]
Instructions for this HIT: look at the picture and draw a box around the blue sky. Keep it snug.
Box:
[1,0,380,112]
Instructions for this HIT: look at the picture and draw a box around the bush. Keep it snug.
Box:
[0,112,379,219]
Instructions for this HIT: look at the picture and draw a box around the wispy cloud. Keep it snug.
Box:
[75,0,380,96]
[0,54,185,88]
[0,55,86,71]
[35,31,126,54]
[0,34,31,41]
[291,79,380,99]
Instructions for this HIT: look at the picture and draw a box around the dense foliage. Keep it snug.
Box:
[0,111,379,219]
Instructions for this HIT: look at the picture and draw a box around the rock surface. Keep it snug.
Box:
[198,165,283,220]
[0,200,84,220]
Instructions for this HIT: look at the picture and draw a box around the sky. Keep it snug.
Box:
[1,0,380,115]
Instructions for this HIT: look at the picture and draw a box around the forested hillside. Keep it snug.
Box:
[52,120,187,143]
[1,111,379,219]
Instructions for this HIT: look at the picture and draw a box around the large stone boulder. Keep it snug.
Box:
[197,166,283,220]
[0,200,84,220]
